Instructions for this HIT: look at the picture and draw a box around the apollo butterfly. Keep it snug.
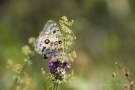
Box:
[35,20,64,59]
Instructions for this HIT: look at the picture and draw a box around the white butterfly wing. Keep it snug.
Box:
[42,20,61,35]
[35,20,63,57]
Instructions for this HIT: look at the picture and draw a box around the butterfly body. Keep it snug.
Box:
[35,20,64,59]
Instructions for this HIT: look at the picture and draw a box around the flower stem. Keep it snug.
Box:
[9,63,27,90]
[53,83,58,90]
[56,83,58,90]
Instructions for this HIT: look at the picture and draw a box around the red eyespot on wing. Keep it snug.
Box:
[58,48,63,51]
[42,47,46,52]
[54,41,58,45]
[44,39,50,44]
[58,40,62,44]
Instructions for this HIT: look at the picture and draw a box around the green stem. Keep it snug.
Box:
[56,83,58,90]
[53,83,55,90]
[53,83,58,90]
[9,63,28,90]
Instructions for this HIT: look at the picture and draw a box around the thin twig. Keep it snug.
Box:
[113,62,134,90]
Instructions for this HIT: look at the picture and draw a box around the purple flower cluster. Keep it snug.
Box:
[47,58,71,80]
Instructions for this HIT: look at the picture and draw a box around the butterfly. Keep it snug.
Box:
[35,20,64,59]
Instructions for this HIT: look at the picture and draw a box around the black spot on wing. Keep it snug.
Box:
[42,47,46,52]
[58,40,62,44]
[53,30,56,34]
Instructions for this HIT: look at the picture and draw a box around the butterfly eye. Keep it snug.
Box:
[43,54,48,59]
[44,39,50,44]
[58,40,62,44]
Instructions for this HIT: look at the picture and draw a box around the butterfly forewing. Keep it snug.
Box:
[42,20,60,35]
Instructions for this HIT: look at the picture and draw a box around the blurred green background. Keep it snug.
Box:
[0,0,135,90]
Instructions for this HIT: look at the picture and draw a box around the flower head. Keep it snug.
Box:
[63,61,71,68]
[47,58,71,83]
[6,59,13,68]
[28,37,36,44]
[22,45,34,56]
